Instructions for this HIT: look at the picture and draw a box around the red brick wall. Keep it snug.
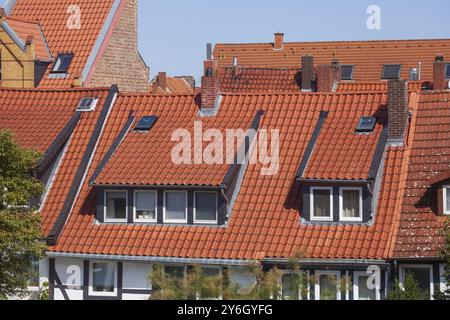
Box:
[201,60,220,109]
[433,60,447,90]
[301,55,314,91]
[388,79,408,142]
[317,63,341,92]
[88,0,150,93]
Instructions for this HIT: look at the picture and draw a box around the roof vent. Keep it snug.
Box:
[409,68,419,81]
[356,117,376,133]
[135,116,158,132]
[76,97,98,112]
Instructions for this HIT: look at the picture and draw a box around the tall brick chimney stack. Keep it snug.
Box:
[433,55,447,90]
[274,32,284,50]
[316,59,341,92]
[201,44,220,110]
[388,79,409,144]
[301,55,314,92]
[157,72,167,92]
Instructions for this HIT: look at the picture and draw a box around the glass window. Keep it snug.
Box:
[340,188,362,221]
[135,191,157,221]
[105,191,127,221]
[164,266,185,282]
[355,274,377,300]
[402,267,431,298]
[165,191,187,222]
[282,274,299,300]
[381,64,402,80]
[444,187,450,215]
[92,262,115,293]
[311,188,332,220]
[51,53,73,73]
[195,192,217,223]
[341,65,354,80]
[28,257,40,287]
[318,274,339,300]
[445,64,450,79]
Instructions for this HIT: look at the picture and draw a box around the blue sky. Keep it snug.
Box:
[139,0,450,81]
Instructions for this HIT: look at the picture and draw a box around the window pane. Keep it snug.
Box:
[282,274,298,300]
[195,193,217,222]
[313,189,331,218]
[106,192,127,220]
[92,263,115,293]
[165,266,185,281]
[382,64,401,79]
[342,190,360,218]
[357,275,377,300]
[320,275,337,300]
[341,66,354,80]
[28,257,40,287]
[446,188,450,212]
[446,64,450,79]
[166,192,187,221]
[404,268,430,297]
[135,192,156,220]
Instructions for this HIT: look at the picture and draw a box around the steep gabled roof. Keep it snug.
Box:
[46,91,407,261]
[9,0,119,87]
[214,39,450,82]
[393,91,450,259]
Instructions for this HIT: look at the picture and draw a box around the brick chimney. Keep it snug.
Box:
[433,55,447,90]
[201,59,220,110]
[301,55,314,92]
[316,59,341,92]
[274,32,284,50]
[157,72,167,92]
[388,79,409,144]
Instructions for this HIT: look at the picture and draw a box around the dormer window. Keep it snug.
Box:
[134,191,157,222]
[341,65,354,81]
[164,191,188,223]
[51,53,74,73]
[105,190,128,222]
[310,187,333,221]
[339,187,363,222]
[194,191,218,224]
[443,186,450,215]
[381,64,402,80]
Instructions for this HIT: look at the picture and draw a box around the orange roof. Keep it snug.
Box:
[336,81,428,93]
[10,0,118,87]
[150,76,194,94]
[47,91,407,261]
[214,39,450,82]
[5,17,52,61]
[393,91,450,258]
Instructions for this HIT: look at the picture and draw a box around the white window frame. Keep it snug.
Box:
[163,190,188,224]
[399,264,434,300]
[340,64,355,81]
[88,261,118,297]
[314,270,341,301]
[310,187,333,222]
[443,185,450,215]
[104,190,128,223]
[339,187,363,222]
[353,271,381,301]
[133,190,158,223]
[194,191,218,225]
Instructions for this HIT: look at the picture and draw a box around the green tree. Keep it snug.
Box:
[388,273,428,300]
[435,221,450,300]
[0,130,46,300]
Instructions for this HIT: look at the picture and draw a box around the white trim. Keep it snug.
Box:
[399,264,434,300]
[133,190,157,223]
[88,261,118,297]
[163,190,188,224]
[314,270,341,301]
[310,187,333,222]
[339,187,363,222]
[353,271,381,300]
[193,191,218,225]
[443,185,450,215]
[76,97,99,112]
[104,190,128,223]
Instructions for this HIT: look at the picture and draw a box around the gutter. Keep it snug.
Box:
[263,258,391,268]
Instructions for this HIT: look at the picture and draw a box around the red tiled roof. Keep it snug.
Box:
[214,39,450,82]
[10,0,117,87]
[393,91,450,258]
[0,88,105,153]
[218,67,301,93]
[48,92,407,261]
[5,17,52,61]
[150,77,194,94]
[336,81,427,93]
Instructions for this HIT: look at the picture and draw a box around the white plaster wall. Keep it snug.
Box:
[53,258,84,300]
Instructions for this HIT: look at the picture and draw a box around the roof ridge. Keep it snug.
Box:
[5,16,40,26]
[0,86,112,93]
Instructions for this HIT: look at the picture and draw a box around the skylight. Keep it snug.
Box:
[356,117,376,133]
[76,97,98,112]
[446,64,450,79]
[381,64,402,80]
[51,53,74,73]
[135,116,158,131]
[341,65,354,81]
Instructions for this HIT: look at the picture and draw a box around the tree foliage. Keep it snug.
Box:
[0,130,46,299]
[388,273,428,300]
[435,221,450,300]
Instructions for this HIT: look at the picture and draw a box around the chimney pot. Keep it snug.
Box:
[388,79,409,144]
[274,32,284,50]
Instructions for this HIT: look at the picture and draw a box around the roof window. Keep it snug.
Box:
[381,64,402,80]
[445,64,450,79]
[356,117,376,133]
[76,97,98,112]
[135,116,158,131]
[341,65,354,81]
[51,53,74,73]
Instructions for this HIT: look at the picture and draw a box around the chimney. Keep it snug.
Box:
[301,55,314,92]
[388,79,409,144]
[157,72,167,92]
[0,8,6,18]
[433,55,447,90]
[274,32,284,50]
[206,43,213,60]
[316,59,341,92]
[201,59,220,110]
